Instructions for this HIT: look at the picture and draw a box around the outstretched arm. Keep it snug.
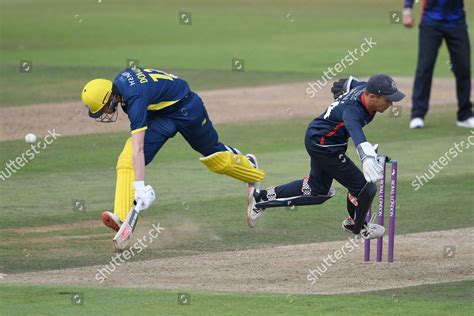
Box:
[131,130,145,182]
[343,109,382,183]
[126,95,155,210]
[342,109,366,147]
[126,95,148,182]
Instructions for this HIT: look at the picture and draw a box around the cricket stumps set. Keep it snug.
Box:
[364,158,398,262]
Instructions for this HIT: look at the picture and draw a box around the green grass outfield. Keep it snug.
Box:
[0,105,473,274]
[1,0,473,105]
[0,281,472,315]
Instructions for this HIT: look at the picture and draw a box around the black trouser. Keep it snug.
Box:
[412,24,472,121]
[258,130,376,233]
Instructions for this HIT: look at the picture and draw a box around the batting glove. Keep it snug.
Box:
[133,181,156,211]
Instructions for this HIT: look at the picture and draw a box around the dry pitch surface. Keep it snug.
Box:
[6,228,473,294]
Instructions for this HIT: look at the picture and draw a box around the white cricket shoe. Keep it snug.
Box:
[246,186,265,228]
[245,153,261,190]
[456,117,474,128]
[360,223,385,240]
[409,117,424,129]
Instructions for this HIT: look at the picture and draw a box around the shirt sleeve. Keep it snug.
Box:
[404,0,414,8]
[342,106,367,146]
[126,95,148,134]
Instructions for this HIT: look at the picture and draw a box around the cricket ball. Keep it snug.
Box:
[25,133,37,144]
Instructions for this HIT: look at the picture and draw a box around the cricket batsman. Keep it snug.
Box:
[247,74,405,240]
[81,67,265,232]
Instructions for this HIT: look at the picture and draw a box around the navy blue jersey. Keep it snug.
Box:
[307,81,375,148]
[113,67,191,134]
[405,0,467,29]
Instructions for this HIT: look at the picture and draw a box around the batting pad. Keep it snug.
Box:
[200,151,265,183]
[114,138,135,222]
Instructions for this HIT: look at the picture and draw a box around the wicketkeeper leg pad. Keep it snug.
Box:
[199,151,265,183]
[114,138,135,222]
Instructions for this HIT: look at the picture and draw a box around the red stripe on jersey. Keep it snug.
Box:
[320,122,345,145]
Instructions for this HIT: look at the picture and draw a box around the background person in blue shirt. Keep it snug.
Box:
[246,75,405,240]
[81,68,265,232]
[403,0,473,129]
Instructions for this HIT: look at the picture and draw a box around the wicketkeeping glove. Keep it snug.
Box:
[331,78,347,100]
[330,76,359,100]
[356,142,384,183]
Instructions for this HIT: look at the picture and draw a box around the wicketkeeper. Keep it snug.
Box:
[247,74,405,239]
[81,67,265,232]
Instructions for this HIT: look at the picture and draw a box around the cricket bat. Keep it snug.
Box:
[113,200,143,251]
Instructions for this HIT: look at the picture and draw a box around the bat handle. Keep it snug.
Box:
[134,199,144,212]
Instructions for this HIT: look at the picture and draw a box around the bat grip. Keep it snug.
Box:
[134,199,144,212]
